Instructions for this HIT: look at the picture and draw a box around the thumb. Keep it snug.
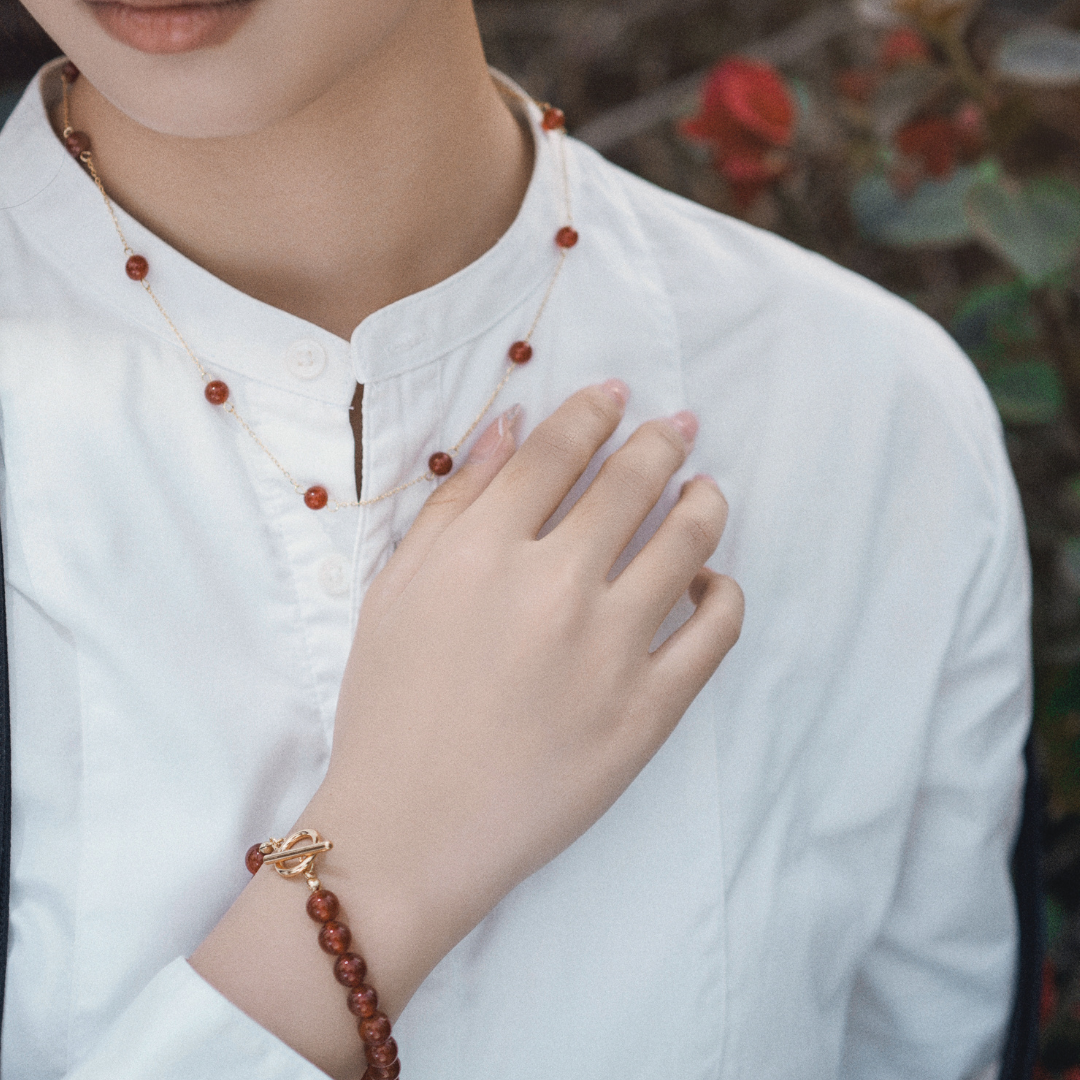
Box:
[368,404,522,608]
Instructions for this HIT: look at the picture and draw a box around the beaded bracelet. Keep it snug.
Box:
[246,831,401,1080]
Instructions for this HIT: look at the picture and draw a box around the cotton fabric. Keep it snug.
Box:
[0,60,1029,1079]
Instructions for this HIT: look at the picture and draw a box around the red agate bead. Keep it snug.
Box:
[428,451,452,476]
[365,1037,398,1066]
[244,844,264,874]
[508,340,533,364]
[61,61,80,83]
[555,226,579,248]
[306,889,339,924]
[365,1063,401,1080]
[334,952,367,987]
[64,131,90,158]
[205,380,229,405]
[364,1063,401,1080]
[304,486,329,510]
[359,1013,392,1045]
[126,254,149,280]
[347,984,379,1017]
[541,106,565,131]
[318,920,351,954]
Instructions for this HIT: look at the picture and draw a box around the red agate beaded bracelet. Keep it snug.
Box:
[246,831,401,1080]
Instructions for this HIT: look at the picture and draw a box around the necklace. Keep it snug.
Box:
[60,61,576,512]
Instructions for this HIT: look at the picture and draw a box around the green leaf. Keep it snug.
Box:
[997,25,1080,87]
[850,166,985,247]
[983,359,1064,425]
[965,176,1080,283]
[951,280,1037,363]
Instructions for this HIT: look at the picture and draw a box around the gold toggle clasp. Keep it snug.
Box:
[258,830,332,889]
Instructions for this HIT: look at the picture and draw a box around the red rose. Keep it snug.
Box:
[720,150,790,209]
[880,27,932,70]
[682,57,795,148]
[680,57,796,209]
[895,116,960,179]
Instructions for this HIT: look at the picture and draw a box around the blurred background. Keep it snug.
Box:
[3,0,1080,1071]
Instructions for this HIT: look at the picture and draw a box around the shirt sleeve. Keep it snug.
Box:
[838,432,1031,1080]
[66,959,330,1080]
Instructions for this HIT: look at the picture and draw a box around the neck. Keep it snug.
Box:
[62,1,532,340]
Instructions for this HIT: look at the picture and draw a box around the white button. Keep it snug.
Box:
[317,554,350,597]
[284,339,327,380]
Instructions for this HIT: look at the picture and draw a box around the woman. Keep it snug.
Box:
[0,1,1029,1077]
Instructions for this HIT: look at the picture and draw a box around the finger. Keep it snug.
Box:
[371,405,522,606]
[646,569,744,721]
[613,475,728,632]
[556,413,696,573]
[485,380,629,538]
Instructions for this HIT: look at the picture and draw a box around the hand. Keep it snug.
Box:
[192,382,742,1078]
[320,380,742,993]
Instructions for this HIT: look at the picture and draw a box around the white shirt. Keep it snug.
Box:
[0,59,1029,1080]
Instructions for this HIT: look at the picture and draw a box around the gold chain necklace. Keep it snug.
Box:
[60,61,576,512]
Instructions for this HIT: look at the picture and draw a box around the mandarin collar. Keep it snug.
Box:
[0,60,564,398]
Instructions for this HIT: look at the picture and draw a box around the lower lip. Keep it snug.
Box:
[86,0,258,53]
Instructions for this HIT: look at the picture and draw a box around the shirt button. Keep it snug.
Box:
[318,554,350,597]
[284,339,327,380]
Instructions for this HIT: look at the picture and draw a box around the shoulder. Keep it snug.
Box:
[570,138,1006,489]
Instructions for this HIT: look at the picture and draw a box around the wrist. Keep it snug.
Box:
[297,784,458,1020]
[189,807,446,1080]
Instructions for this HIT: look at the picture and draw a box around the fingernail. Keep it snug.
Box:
[470,404,521,462]
[598,379,630,406]
[692,472,719,490]
[669,410,698,445]
[497,402,522,439]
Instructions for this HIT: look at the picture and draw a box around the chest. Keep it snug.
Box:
[0,309,744,1079]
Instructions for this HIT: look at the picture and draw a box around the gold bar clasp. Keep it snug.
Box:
[256,830,332,885]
